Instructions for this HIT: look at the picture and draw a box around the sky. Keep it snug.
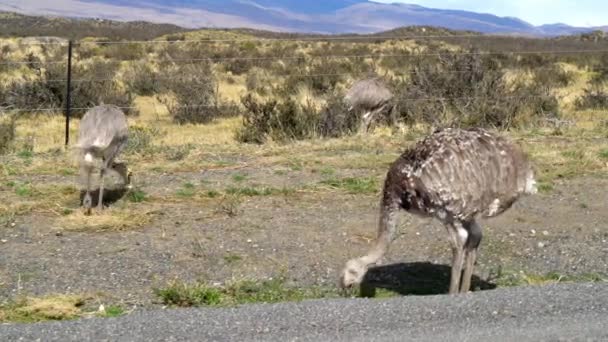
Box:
[375,0,607,27]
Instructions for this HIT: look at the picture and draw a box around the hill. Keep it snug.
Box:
[0,0,606,36]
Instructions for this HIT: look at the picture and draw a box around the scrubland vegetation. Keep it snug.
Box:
[1,15,607,323]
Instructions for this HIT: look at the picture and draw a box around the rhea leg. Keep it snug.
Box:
[446,221,468,294]
[460,220,482,293]
[360,110,373,133]
[83,166,93,216]
[97,165,106,211]
[97,156,115,211]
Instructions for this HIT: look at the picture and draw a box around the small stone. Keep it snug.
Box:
[0,239,6,243]
[10,223,16,227]
[538,242,545,248]
[246,239,252,243]
[530,229,536,235]
[542,231,549,236]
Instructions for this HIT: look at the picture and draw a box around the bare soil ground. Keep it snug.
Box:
[1,161,607,308]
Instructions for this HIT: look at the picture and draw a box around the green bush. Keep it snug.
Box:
[125,125,164,155]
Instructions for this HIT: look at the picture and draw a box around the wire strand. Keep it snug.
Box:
[2,94,560,114]
[38,65,608,84]
[4,47,608,66]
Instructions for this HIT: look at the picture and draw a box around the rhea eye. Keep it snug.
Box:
[348,270,358,275]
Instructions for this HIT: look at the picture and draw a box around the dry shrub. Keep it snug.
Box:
[0,114,16,154]
[0,59,136,117]
[124,61,160,96]
[533,64,575,88]
[236,92,358,144]
[236,94,318,143]
[282,59,367,95]
[70,59,138,117]
[246,67,272,96]
[575,87,608,110]
[393,50,558,129]
[318,93,359,138]
[159,62,227,124]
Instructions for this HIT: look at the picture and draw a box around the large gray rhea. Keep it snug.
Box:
[76,104,129,215]
[340,128,537,294]
[344,77,394,133]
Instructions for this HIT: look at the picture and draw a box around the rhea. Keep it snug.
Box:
[77,104,129,215]
[344,77,394,133]
[339,128,537,294]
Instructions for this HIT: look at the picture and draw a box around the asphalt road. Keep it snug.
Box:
[2,282,607,342]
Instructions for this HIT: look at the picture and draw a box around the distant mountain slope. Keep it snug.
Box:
[0,11,185,40]
[0,0,606,36]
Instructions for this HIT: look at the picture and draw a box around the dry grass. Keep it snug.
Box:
[0,295,85,323]
[54,205,155,232]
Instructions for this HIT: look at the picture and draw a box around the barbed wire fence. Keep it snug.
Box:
[1,33,607,148]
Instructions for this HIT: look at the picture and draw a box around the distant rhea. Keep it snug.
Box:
[339,128,537,294]
[77,104,129,215]
[344,77,394,133]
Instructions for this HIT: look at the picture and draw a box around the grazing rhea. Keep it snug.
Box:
[339,128,537,294]
[344,77,394,133]
[77,104,129,215]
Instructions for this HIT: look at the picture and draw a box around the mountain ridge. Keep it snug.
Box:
[0,0,606,36]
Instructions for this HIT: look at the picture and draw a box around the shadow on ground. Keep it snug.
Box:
[360,262,497,297]
[79,188,129,207]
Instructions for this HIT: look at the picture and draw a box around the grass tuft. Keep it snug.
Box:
[320,177,379,194]
[155,278,340,308]
[0,295,84,323]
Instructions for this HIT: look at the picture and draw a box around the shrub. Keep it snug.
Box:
[591,55,608,85]
[235,95,277,144]
[245,67,272,96]
[125,125,165,155]
[282,59,366,95]
[69,59,138,117]
[159,62,221,124]
[393,50,558,129]
[0,114,16,154]
[236,94,319,144]
[101,43,145,61]
[0,79,60,111]
[533,65,575,88]
[236,92,359,144]
[317,92,359,138]
[124,61,159,96]
[575,87,608,110]
[0,59,137,118]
